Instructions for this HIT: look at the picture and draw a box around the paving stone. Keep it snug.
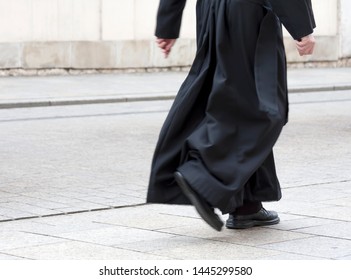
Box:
[286,205,351,222]
[320,197,351,207]
[0,218,113,236]
[293,221,351,240]
[157,222,312,247]
[281,185,350,203]
[260,236,351,259]
[266,200,328,215]
[18,192,85,204]
[9,196,69,209]
[336,254,351,260]
[53,226,175,247]
[2,241,170,260]
[150,240,280,260]
[268,217,339,231]
[0,202,59,216]
[0,231,65,251]
[0,253,29,260]
[92,205,200,230]
[213,228,312,247]
[116,236,203,253]
[30,216,116,235]
[0,191,19,199]
[0,220,56,233]
[257,253,325,260]
[0,208,36,220]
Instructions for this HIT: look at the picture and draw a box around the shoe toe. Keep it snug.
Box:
[174,171,223,231]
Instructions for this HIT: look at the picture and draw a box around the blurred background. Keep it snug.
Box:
[0,0,350,75]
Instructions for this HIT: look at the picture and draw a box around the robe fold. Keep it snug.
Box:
[147,0,316,214]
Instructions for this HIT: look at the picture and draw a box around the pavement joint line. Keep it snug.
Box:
[153,227,318,254]
[19,230,170,260]
[250,243,331,259]
[278,212,351,224]
[283,179,351,189]
[0,252,32,260]
[0,203,147,224]
[288,229,351,242]
[16,232,166,259]
[290,98,351,105]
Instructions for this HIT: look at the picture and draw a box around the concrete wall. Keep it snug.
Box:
[339,0,351,58]
[0,0,348,71]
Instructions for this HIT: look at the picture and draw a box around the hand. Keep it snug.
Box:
[295,34,316,56]
[156,38,176,58]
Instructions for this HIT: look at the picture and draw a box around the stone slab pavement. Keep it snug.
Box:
[0,68,351,260]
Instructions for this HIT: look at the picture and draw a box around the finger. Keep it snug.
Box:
[304,43,315,53]
[296,46,305,54]
[161,48,171,55]
[156,38,171,47]
[296,45,307,56]
[164,50,171,58]
[156,38,166,45]
[296,43,314,53]
[298,47,313,56]
[296,41,310,48]
[165,46,172,54]
[164,43,173,52]
[158,42,168,49]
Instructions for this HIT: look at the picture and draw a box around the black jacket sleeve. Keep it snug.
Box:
[155,0,187,39]
[155,0,316,40]
[268,0,316,40]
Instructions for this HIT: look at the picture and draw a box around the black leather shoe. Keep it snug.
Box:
[226,208,280,229]
[174,171,223,231]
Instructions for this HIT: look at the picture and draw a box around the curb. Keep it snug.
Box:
[1,84,351,109]
[288,84,351,93]
[0,95,176,109]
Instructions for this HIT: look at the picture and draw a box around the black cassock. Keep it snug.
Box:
[147,0,316,214]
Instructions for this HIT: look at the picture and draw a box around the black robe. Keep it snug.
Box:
[147,0,316,214]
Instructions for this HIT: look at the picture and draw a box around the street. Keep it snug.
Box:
[0,89,351,259]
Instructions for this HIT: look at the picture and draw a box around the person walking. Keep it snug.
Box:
[147,0,316,231]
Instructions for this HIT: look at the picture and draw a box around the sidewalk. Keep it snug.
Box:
[1,67,351,109]
[0,68,351,260]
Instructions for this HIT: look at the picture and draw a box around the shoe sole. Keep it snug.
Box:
[226,217,280,229]
[174,171,223,231]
